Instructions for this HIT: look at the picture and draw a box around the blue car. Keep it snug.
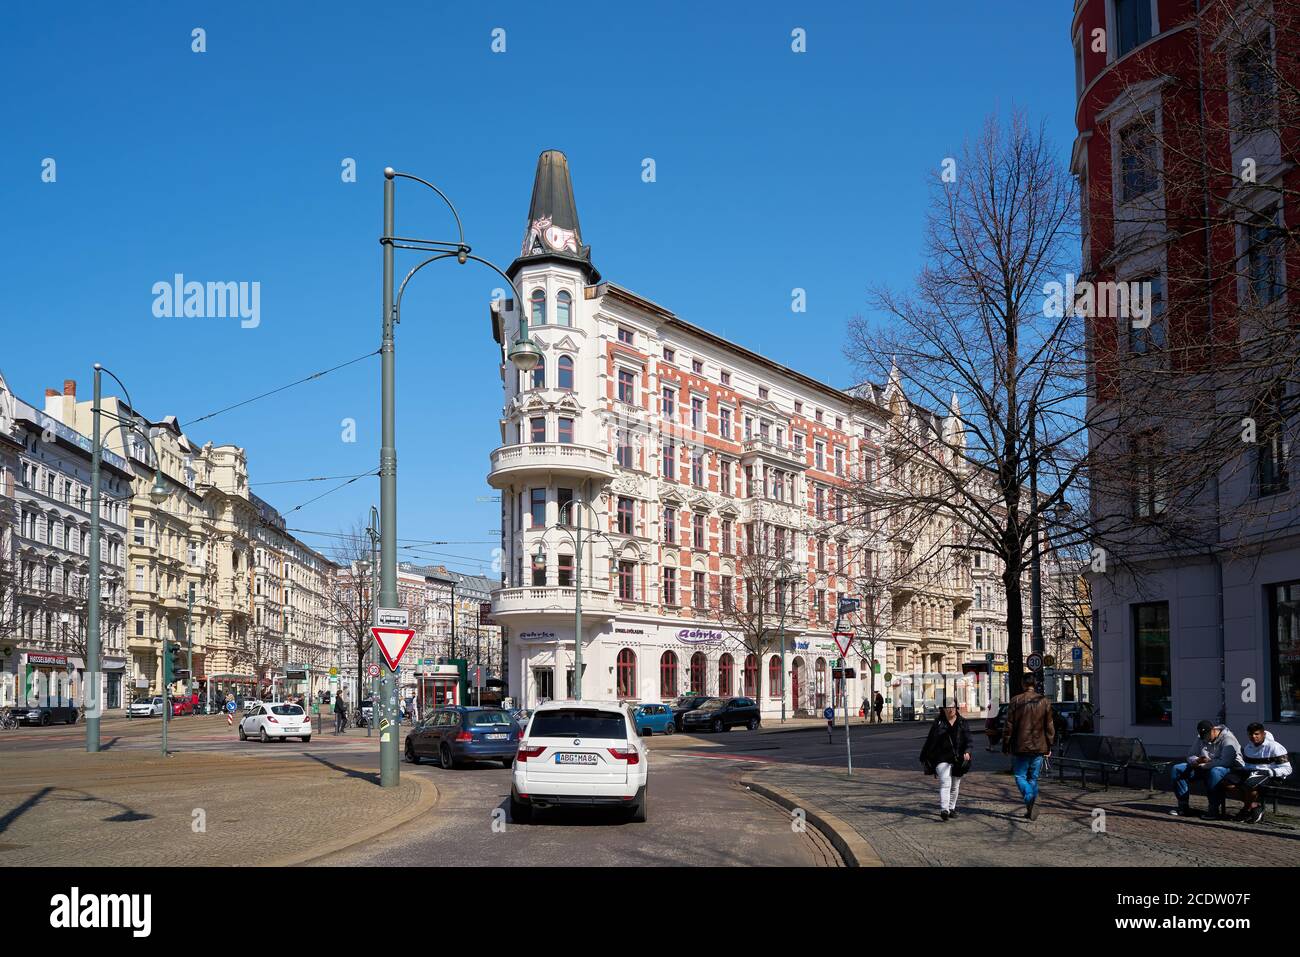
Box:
[633,703,676,736]
[404,706,520,769]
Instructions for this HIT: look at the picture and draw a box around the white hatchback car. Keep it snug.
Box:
[239,702,312,742]
[128,696,165,718]
[510,700,648,823]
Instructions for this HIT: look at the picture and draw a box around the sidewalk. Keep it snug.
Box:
[743,761,1300,867]
[0,748,437,866]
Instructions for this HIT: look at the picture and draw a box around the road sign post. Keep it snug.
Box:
[833,631,855,775]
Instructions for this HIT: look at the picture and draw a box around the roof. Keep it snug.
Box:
[507,150,600,283]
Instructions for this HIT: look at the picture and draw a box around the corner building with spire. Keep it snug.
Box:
[488,151,980,717]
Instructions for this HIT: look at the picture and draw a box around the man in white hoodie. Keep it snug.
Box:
[1225,722,1291,824]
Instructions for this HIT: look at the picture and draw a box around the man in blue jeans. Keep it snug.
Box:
[1171,719,1244,819]
[1002,675,1055,819]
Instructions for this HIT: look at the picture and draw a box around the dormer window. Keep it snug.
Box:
[556,290,572,326]
[530,288,546,325]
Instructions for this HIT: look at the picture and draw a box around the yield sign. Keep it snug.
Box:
[371,627,415,670]
[832,631,855,657]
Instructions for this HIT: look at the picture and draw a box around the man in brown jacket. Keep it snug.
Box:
[1002,674,1055,819]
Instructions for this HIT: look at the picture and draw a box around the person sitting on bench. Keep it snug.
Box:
[1224,723,1291,824]
[1170,719,1244,819]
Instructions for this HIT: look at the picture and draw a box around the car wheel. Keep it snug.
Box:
[712,719,723,733]
[69,712,78,725]
[238,725,247,741]
[630,786,648,823]
[41,713,51,726]
[440,745,455,770]
[747,717,759,731]
[260,727,269,743]
[301,736,311,743]
[663,722,675,736]
[500,757,514,768]
[405,741,420,764]
[510,793,532,823]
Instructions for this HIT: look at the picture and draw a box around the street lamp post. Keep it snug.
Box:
[87,364,168,753]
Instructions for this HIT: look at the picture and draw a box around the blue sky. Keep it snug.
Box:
[1,1,1074,574]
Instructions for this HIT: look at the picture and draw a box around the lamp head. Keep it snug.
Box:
[508,335,543,373]
[148,471,168,505]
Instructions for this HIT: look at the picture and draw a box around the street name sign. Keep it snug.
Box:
[371,627,415,670]
[832,631,855,656]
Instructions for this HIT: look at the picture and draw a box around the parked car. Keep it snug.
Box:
[670,695,713,731]
[632,703,675,736]
[1052,701,1095,735]
[128,696,166,718]
[681,697,761,733]
[239,702,312,742]
[170,696,194,717]
[11,704,79,726]
[242,698,262,713]
[405,706,519,768]
[984,703,1010,748]
[510,700,649,823]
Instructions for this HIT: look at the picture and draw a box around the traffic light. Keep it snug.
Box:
[164,642,183,685]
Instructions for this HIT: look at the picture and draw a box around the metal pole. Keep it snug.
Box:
[86,367,103,752]
[378,170,399,787]
[573,497,583,701]
[1028,408,1045,673]
[187,583,194,705]
[450,581,457,660]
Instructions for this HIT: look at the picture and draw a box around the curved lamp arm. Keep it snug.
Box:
[387,169,466,249]
[94,364,169,504]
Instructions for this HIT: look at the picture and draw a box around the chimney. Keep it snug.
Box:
[63,379,77,398]
[45,389,58,398]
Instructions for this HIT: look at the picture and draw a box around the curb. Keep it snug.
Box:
[741,770,883,867]
[275,774,441,866]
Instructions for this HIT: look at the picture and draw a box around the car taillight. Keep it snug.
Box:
[607,747,640,765]
[456,730,472,742]
[267,716,278,723]
[516,745,545,762]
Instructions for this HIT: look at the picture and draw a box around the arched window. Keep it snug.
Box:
[768,656,781,697]
[815,657,827,709]
[660,650,678,699]
[617,648,637,699]
[718,654,734,696]
[557,354,574,390]
[690,652,706,695]
[744,654,758,697]
[556,289,572,326]
[531,354,546,390]
[530,288,546,325]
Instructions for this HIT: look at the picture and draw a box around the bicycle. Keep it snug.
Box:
[0,709,19,731]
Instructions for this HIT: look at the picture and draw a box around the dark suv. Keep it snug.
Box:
[670,695,714,731]
[681,697,761,733]
[405,706,519,769]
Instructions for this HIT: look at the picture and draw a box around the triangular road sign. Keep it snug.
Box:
[832,631,855,657]
[371,627,415,670]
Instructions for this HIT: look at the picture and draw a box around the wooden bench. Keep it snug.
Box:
[1055,734,1171,790]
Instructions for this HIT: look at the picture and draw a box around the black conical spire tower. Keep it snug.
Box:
[508,150,600,283]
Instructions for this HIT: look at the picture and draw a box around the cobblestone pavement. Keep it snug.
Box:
[0,749,435,867]
[745,763,1300,867]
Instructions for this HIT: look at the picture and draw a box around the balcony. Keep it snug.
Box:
[491,585,615,626]
[487,443,615,489]
[741,437,807,469]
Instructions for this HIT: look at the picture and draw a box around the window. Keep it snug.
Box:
[834,448,844,475]
[794,432,804,455]
[662,387,675,419]
[558,417,574,445]
[1246,210,1284,305]
[815,441,825,471]
[529,288,546,325]
[617,649,637,699]
[768,656,781,696]
[974,586,982,609]
[720,370,731,385]
[758,386,769,400]
[663,441,676,480]
[558,488,574,525]
[692,359,704,374]
[133,518,146,546]
[721,519,732,554]
[663,507,676,543]
[557,354,574,390]
[720,407,731,439]
[531,355,546,390]
[1235,39,1275,133]
[975,626,984,651]
[693,570,706,608]
[720,460,731,496]
[617,496,634,535]
[531,549,547,586]
[721,574,733,612]
[691,396,705,431]
[663,567,677,605]
[1254,389,1290,496]
[1113,0,1153,59]
[816,588,826,622]
[837,541,845,571]
[618,327,634,345]
[1126,275,1167,354]
[1132,432,1167,518]
[835,417,843,431]
[660,651,679,698]
[815,486,825,519]
[618,368,636,403]
[1119,121,1158,202]
[557,553,574,587]
[530,417,546,443]
[135,611,145,637]
[718,654,733,696]
[530,488,546,528]
[1074,32,1084,99]
[794,400,803,414]
[815,409,823,422]
[616,428,632,467]
[691,451,704,487]
[816,538,826,571]
[618,560,636,600]
[693,513,706,549]
[1269,580,1300,723]
[663,346,675,362]
[556,289,572,326]
[1133,602,1170,725]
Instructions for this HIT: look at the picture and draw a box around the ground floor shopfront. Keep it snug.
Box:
[0,650,126,712]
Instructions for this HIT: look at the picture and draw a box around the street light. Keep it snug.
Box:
[87,363,169,754]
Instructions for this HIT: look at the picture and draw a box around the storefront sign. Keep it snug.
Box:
[518,631,557,642]
[27,653,69,667]
[615,626,646,635]
[676,628,729,645]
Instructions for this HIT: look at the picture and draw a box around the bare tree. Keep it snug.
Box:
[327,521,376,703]
[846,111,1086,697]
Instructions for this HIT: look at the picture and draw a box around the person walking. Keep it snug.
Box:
[919,700,972,821]
[333,691,347,734]
[1001,674,1055,819]
[873,691,885,724]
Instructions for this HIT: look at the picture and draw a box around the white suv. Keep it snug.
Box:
[510,700,648,823]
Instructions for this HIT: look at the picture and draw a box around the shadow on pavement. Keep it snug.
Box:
[302,752,380,785]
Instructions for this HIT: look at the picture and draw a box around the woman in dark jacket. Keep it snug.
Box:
[919,700,973,821]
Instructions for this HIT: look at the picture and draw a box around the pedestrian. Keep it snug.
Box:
[1225,723,1291,823]
[333,692,347,734]
[873,691,884,724]
[1170,719,1245,819]
[1001,673,1055,819]
[919,699,972,821]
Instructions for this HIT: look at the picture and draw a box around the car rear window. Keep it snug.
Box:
[271,705,304,716]
[466,711,511,727]
[528,709,627,741]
